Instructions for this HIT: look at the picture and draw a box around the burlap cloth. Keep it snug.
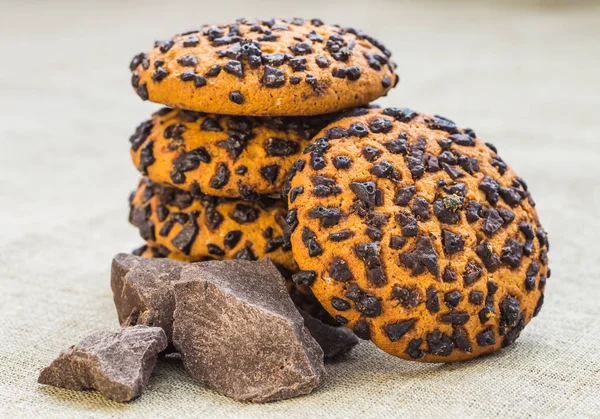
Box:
[1,0,599,417]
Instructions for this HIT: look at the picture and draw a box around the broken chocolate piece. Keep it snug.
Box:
[38,326,167,403]
[111,253,182,341]
[173,259,324,403]
[299,310,359,361]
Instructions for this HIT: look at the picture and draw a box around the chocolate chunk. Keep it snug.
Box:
[312,176,342,197]
[444,290,462,308]
[440,312,470,325]
[299,310,358,361]
[38,326,167,403]
[223,60,244,78]
[399,236,439,276]
[350,181,379,207]
[308,206,341,228]
[411,197,430,220]
[332,155,352,169]
[428,115,458,134]
[371,160,401,180]
[452,327,473,353]
[426,330,454,356]
[463,260,483,286]
[111,254,183,341]
[383,137,408,155]
[263,65,286,87]
[469,290,484,305]
[390,286,422,308]
[260,164,279,185]
[465,201,481,223]
[433,194,463,224]
[369,118,393,134]
[534,293,544,317]
[291,270,316,286]
[479,176,500,205]
[331,297,351,311]
[329,257,354,282]
[229,91,244,104]
[205,64,222,77]
[289,186,304,203]
[482,208,504,237]
[476,328,496,346]
[442,266,457,283]
[499,187,524,207]
[362,146,382,162]
[383,319,417,342]
[356,294,382,317]
[354,242,387,285]
[173,260,324,402]
[476,242,501,272]
[405,338,425,359]
[302,227,323,257]
[231,203,259,224]
[313,225,344,242]
[171,220,198,255]
[501,238,524,269]
[426,288,440,313]
[499,295,521,330]
[266,138,299,156]
[442,230,464,255]
[352,320,371,340]
[210,163,230,189]
[389,235,406,249]
[348,123,369,138]
[290,41,312,55]
[395,186,416,206]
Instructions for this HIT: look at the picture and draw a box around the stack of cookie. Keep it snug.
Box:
[127,18,398,275]
[127,18,549,364]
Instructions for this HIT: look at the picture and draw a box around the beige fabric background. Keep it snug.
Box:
[1,0,599,417]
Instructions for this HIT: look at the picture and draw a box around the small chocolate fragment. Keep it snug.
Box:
[299,310,358,361]
[38,326,167,403]
[173,260,324,403]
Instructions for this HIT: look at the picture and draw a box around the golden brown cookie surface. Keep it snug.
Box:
[285,108,549,362]
[130,178,296,271]
[130,18,398,116]
[130,108,335,198]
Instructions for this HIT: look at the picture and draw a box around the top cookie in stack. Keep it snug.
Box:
[130,18,398,116]
[127,18,398,265]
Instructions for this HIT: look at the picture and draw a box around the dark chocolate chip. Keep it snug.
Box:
[476,328,496,346]
[308,206,341,228]
[302,227,323,257]
[224,230,242,248]
[399,236,439,276]
[427,330,455,356]
[469,291,484,305]
[426,288,440,313]
[329,257,354,282]
[229,91,244,104]
[440,312,470,325]
[332,156,352,169]
[331,298,351,311]
[260,164,279,185]
[383,319,417,342]
[291,270,316,286]
[463,260,483,286]
[444,290,462,308]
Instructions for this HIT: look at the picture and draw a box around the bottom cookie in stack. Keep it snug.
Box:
[129,178,296,272]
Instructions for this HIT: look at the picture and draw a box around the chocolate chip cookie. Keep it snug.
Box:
[285,107,549,362]
[130,108,335,198]
[129,18,398,116]
[130,178,296,271]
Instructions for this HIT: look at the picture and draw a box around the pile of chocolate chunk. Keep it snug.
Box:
[38,17,550,403]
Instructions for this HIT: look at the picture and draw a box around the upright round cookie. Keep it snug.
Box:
[285,108,549,362]
[130,108,335,198]
[129,18,398,116]
[130,178,296,271]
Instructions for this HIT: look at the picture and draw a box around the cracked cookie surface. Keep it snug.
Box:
[285,107,549,362]
[130,108,335,198]
[130,178,296,271]
[130,18,398,116]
